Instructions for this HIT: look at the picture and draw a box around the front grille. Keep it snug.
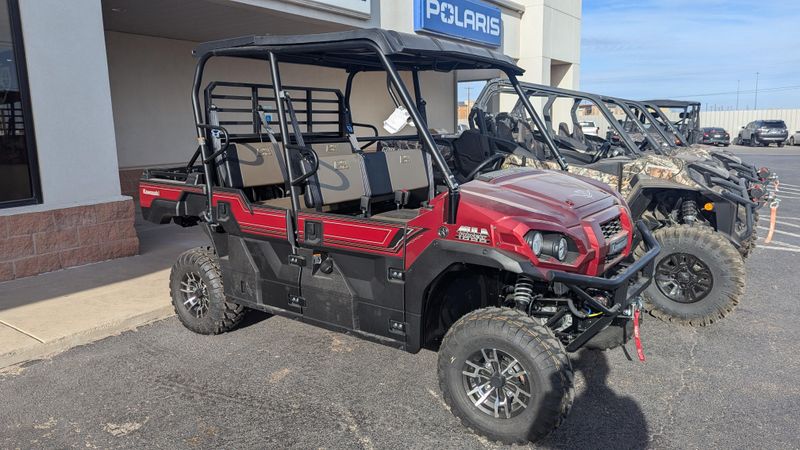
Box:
[600,217,622,240]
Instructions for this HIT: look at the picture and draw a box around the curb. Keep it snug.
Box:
[0,306,175,369]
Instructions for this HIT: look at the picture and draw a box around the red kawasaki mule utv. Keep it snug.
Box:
[139,30,658,444]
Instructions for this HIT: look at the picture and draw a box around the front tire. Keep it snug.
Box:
[437,307,574,444]
[635,226,745,327]
[170,247,246,334]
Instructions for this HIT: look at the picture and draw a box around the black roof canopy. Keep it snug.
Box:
[193,28,523,75]
[644,99,701,107]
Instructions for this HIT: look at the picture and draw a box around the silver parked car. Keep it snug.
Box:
[789,130,800,146]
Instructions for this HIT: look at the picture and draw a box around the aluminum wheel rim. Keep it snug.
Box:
[461,348,531,419]
[179,272,210,318]
[655,252,714,304]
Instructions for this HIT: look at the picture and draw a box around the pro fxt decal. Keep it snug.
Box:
[456,225,490,244]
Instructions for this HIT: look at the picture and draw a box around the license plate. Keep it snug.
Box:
[714,134,721,138]
[608,235,628,256]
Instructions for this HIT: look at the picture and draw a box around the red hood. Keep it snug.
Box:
[461,169,616,226]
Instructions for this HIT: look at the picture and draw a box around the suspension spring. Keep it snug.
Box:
[681,199,698,224]
[513,275,534,307]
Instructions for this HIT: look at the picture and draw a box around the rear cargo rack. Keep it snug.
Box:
[203,81,346,142]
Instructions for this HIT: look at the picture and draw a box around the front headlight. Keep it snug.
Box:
[525,231,569,261]
[525,231,544,256]
[548,236,568,261]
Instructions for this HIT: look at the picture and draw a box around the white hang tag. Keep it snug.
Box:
[383,106,411,134]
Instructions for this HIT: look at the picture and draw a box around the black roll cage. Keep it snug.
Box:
[644,99,701,144]
[188,35,550,228]
[474,79,651,161]
[639,100,692,147]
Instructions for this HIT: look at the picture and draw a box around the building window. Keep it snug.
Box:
[0,0,39,207]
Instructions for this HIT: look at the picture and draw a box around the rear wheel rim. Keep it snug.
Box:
[655,253,714,304]
[179,272,210,318]
[461,348,532,419]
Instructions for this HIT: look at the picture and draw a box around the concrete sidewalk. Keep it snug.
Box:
[0,212,205,368]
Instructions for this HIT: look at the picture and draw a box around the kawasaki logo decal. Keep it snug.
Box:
[456,225,490,243]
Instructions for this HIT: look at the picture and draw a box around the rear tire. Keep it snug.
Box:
[170,247,246,334]
[635,226,745,327]
[437,307,574,444]
[790,137,795,146]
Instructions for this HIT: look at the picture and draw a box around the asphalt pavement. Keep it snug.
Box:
[2,145,800,449]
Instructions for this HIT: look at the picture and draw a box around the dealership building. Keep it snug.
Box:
[0,0,581,281]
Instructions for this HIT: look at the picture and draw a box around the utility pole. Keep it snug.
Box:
[736,80,740,109]
[754,72,759,110]
[465,85,473,106]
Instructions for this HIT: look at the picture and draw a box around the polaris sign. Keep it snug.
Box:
[414,0,502,47]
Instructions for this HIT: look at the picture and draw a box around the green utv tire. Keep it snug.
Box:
[635,225,745,327]
[170,247,247,334]
[437,307,574,445]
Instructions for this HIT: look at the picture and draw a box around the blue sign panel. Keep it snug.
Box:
[414,0,502,47]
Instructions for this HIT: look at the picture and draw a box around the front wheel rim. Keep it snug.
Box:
[655,253,714,304]
[179,272,210,318]
[461,348,532,419]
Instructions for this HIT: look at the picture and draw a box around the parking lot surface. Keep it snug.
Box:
[2,146,799,449]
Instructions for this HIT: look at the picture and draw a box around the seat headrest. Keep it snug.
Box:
[558,122,570,137]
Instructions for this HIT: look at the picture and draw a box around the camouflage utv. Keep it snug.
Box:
[467,79,748,327]
[615,98,773,258]
[638,99,778,207]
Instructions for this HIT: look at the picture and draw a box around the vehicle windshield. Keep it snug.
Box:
[762,120,786,128]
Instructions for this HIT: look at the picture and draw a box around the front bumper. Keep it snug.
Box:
[545,221,660,351]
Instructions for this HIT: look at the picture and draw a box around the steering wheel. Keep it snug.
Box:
[466,153,506,181]
[590,141,613,163]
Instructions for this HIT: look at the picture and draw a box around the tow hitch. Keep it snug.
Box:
[633,306,645,362]
[765,198,781,244]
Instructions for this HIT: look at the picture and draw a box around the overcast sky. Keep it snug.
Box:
[581,0,800,110]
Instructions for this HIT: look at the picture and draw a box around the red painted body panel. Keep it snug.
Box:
[402,170,630,276]
[139,182,201,208]
[140,167,632,277]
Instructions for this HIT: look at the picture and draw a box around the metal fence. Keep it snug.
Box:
[700,108,800,135]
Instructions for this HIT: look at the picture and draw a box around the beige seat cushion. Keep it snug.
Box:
[225,142,288,188]
[306,153,368,207]
[382,148,430,192]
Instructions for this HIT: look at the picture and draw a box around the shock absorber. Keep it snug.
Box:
[681,199,698,224]
[513,275,534,309]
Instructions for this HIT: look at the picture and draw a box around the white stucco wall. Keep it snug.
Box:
[6,0,124,214]
[106,31,455,169]
[516,0,581,88]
